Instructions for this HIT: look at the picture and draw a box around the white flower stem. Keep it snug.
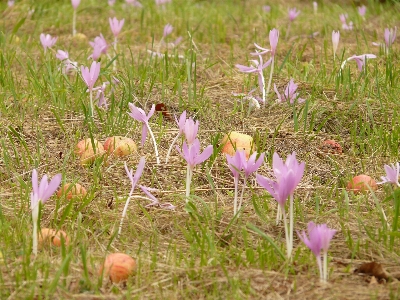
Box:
[185,165,193,202]
[265,57,275,106]
[289,194,294,258]
[233,177,238,215]
[238,176,247,213]
[146,124,160,165]
[89,89,94,118]
[323,251,328,282]
[118,188,134,237]
[72,10,76,36]
[165,133,180,164]
[32,204,39,256]
[260,72,266,105]
[276,205,282,225]
[317,255,323,281]
[282,206,291,259]
[113,37,118,71]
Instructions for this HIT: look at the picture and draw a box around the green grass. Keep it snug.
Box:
[1,0,400,298]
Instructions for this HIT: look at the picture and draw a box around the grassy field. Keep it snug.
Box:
[1,0,400,299]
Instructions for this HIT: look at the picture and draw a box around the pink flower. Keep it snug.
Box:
[176,139,213,170]
[384,27,397,48]
[80,61,101,92]
[288,8,300,22]
[253,28,279,57]
[243,152,265,178]
[139,185,176,210]
[128,103,155,146]
[56,50,69,61]
[340,54,376,72]
[40,33,57,52]
[332,30,340,58]
[256,152,305,208]
[89,34,108,60]
[93,82,110,109]
[108,0,116,5]
[358,5,366,17]
[8,0,14,7]
[262,5,270,13]
[339,14,353,30]
[377,163,400,186]
[56,50,78,74]
[71,0,81,10]
[274,79,305,104]
[236,56,271,95]
[226,150,246,179]
[109,17,125,37]
[163,24,173,37]
[31,169,62,209]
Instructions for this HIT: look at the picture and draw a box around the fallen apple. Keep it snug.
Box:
[104,136,137,157]
[99,253,137,283]
[221,131,256,160]
[57,183,87,200]
[75,138,105,166]
[39,228,70,247]
[347,175,377,194]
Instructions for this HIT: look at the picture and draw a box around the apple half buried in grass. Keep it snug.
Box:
[75,138,105,166]
[39,228,70,247]
[99,253,137,283]
[347,175,378,194]
[221,131,256,160]
[57,183,87,200]
[104,136,137,157]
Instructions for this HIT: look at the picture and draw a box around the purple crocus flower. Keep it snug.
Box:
[340,54,376,72]
[377,163,400,186]
[236,56,272,102]
[139,185,176,210]
[298,222,336,282]
[163,24,173,37]
[183,118,199,145]
[339,14,353,30]
[56,50,78,75]
[89,34,108,60]
[128,103,155,146]
[274,79,305,104]
[243,152,265,179]
[81,61,101,92]
[31,169,61,255]
[384,27,397,48]
[253,28,279,57]
[118,158,145,235]
[332,31,340,60]
[71,0,80,9]
[263,5,270,13]
[109,18,125,37]
[226,149,246,215]
[31,169,62,209]
[257,152,304,258]
[288,8,300,22]
[93,82,110,109]
[40,33,57,52]
[358,5,366,17]
[176,139,213,171]
[8,0,15,7]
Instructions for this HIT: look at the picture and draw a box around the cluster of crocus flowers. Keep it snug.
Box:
[31,169,61,256]
[71,0,81,36]
[298,222,336,282]
[226,150,264,215]
[256,152,305,258]
[274,79,305,104]
[56,50,78,75]
[40,33,57,53]
[340,54,376,72]
[81,61,101,118]
[332,31,340,61]
[170,112,213,200]
[339,14,353,30]
[128,103,159,164]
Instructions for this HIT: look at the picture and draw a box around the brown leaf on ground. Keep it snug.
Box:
[354,262,390,281]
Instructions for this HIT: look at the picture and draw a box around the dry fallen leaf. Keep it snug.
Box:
[354,262,390,281]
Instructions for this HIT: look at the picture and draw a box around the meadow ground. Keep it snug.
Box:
[1,0,400,299]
